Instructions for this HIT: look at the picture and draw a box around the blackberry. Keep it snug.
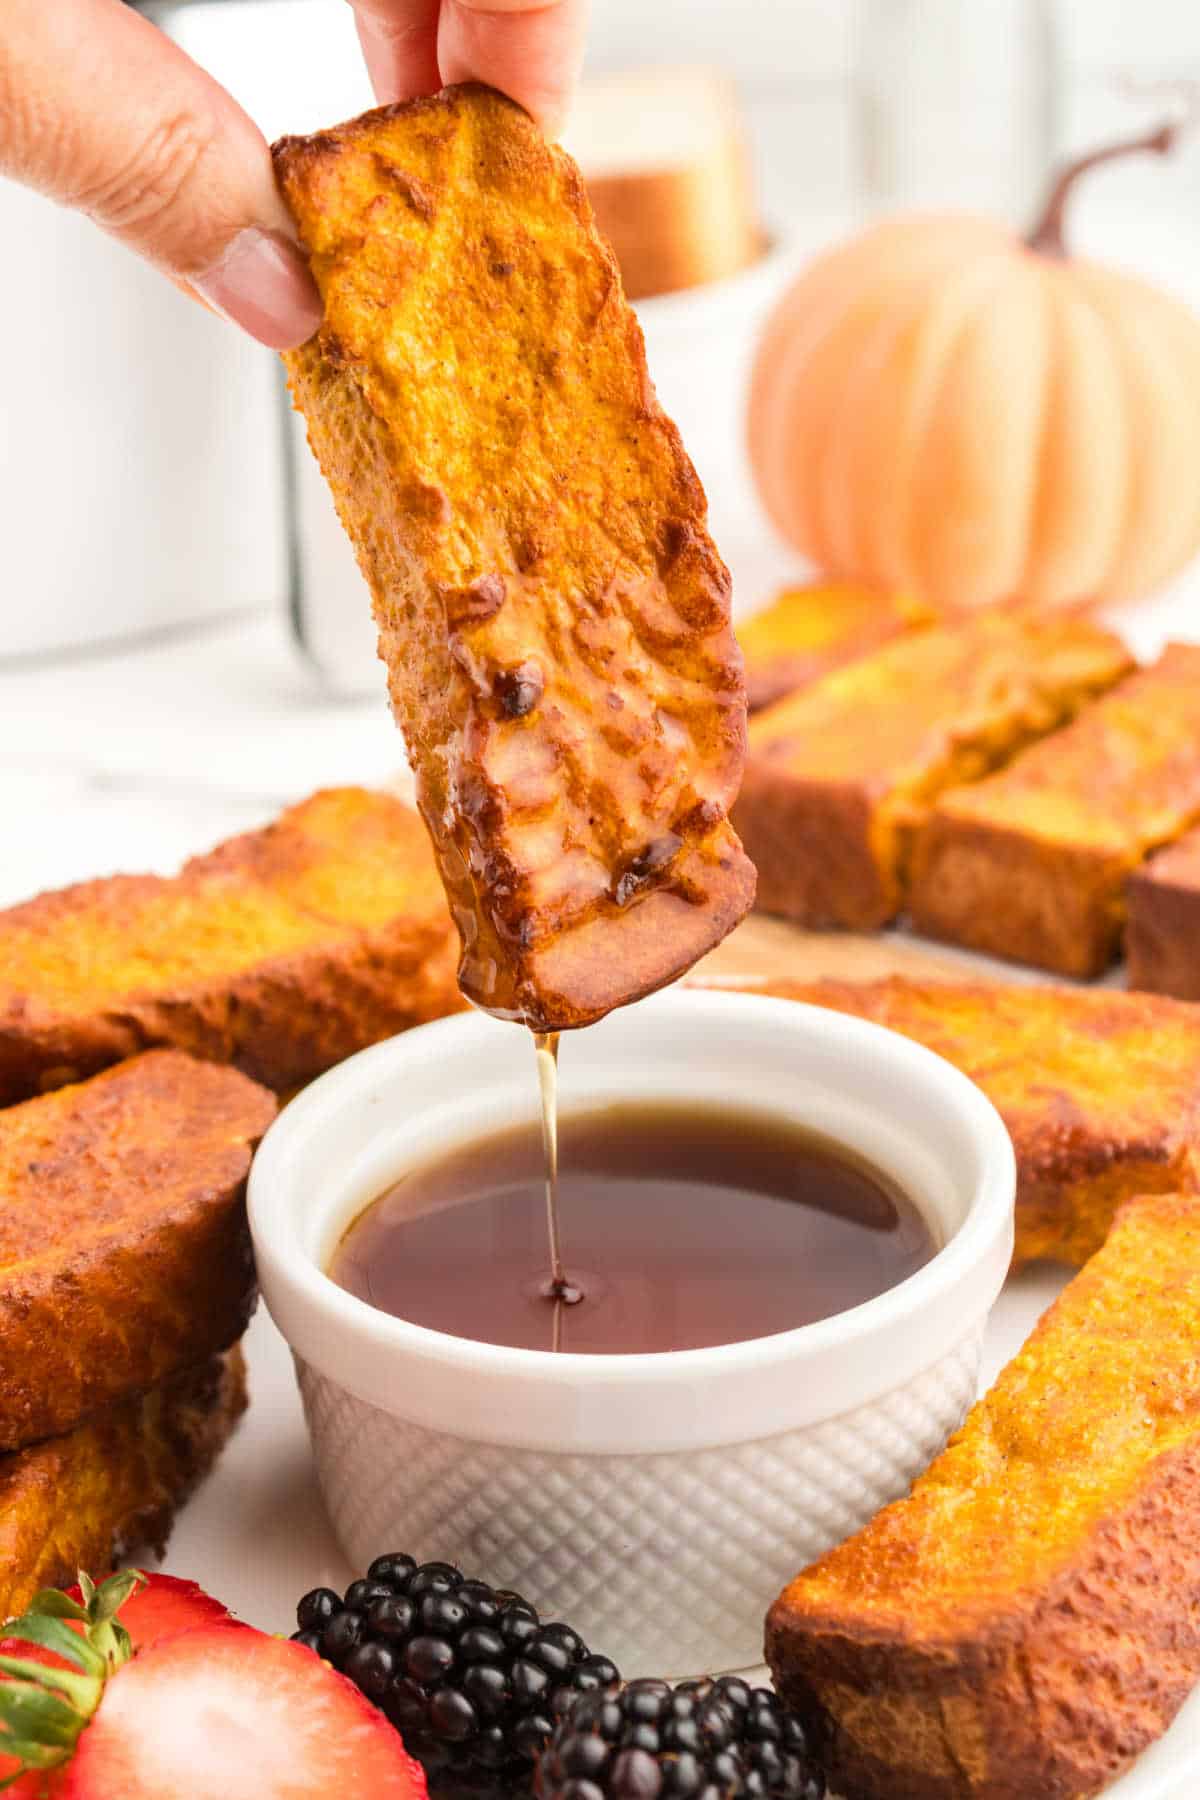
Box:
[537,1677,825,1800]
[294,1556,620,1799]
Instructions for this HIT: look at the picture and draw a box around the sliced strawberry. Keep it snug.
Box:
[0,1573,228,1795]
[64,1575,229,1651]
[60,1623,427,1800]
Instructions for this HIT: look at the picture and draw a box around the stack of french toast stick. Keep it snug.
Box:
[0,786,463,1609]
[738,587,1200,993]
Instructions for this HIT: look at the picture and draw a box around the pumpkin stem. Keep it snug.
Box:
[1027,117,1183,257]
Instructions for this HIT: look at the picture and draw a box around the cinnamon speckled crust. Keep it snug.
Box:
[0,1347,247,1620]
[0,787,463,1105]
[767,1194,1200,1800]
[0,1053,273,1452]
[911,644,1200,976]
[736,612,1132,930]
[691,974,1200,1267]
[273,86,754,1031]
[1126,825,1200,1000]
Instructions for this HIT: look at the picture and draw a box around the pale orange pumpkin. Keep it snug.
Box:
[748,122,1200,613]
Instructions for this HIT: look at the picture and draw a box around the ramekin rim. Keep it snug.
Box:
[249,990,1015,1398]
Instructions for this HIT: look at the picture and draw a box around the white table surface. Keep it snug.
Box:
[2,570,1199,1793]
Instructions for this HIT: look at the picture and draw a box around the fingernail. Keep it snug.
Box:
[193,228,323,350]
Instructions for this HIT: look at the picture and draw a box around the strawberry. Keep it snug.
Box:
[0,1577,426,1800]
[60,1625,425,1799]
[63,1575,229,1652]
[0,1572,147,1798]
[0,1569,232,1793]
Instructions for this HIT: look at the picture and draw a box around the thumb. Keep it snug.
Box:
[0,0,322,349]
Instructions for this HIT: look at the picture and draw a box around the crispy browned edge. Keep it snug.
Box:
[1127,841,1200,1000]
[766,1195,1200,1800]
[273,87,754,1033]
[0,1051,273,1452]
[734,765,894,927]
[691,975,1200,1268]
[0,798,462,1107]
[911,815,1130,977]
[0,1347,247,1621]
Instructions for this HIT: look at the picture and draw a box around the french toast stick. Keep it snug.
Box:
[738,581,931,712]
[767,1192,1200,1800]
[0,786,461,1104]
[692,975,1200,1267]
[274,86,755,1032]
[734,613,1132,929]
[1126,824,1200,1001]
[0,1052,273,1451]
[911,643,1200,976]
[0,1347,246,1620]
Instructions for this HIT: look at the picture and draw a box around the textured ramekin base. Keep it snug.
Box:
[298,1327,983,1678]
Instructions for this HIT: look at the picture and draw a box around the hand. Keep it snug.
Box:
[352,0,589,140]
[0,0,589,351]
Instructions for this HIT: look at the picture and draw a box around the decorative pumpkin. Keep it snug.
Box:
[748,121,1200,613]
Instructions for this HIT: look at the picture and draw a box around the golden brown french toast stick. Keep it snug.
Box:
[1127,824,1200,1000]
[738,581,931,712]
[0,1348,247,1620]
[911,643,1200,976]
[0,787,460,1105]
[0,1052,272,1451]
[693,974,1200,1268]
[274,86,754,1032]
[734,612,1131,929]
[768,1192,1200,1800]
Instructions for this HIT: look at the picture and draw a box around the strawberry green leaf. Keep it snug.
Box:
[0,1654,99,1709]
[0,1619,101,1677]
[25,1590,88,1623]
[0,1680,80,1747]
[90,1572,143,1628]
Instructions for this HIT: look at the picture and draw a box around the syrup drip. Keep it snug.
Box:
[532,1030,583,1347]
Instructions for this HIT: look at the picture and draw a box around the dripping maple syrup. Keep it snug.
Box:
[328,1082,936,1355]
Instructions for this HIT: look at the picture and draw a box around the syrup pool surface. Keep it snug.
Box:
[329,1102,936,1355]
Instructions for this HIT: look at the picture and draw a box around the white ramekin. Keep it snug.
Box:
[249,990,1014,1677]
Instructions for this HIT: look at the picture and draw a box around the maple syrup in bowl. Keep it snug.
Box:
[248,988,1015,1676]
[329,1102,936,1355]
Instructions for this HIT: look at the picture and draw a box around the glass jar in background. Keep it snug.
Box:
[855,0,1061,226]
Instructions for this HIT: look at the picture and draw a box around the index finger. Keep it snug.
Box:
[350,0,588,138]
[440,0,589,137]
[350,0,441,108]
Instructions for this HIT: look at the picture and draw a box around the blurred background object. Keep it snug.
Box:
[3,0,1200,687]
[562,68,760,301]
[746,109,1200,616]
[0,146,286,660]
[855,0,1059,222]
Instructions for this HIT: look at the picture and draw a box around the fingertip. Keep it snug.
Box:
[352,1,441,104]
[439,0,588,137]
